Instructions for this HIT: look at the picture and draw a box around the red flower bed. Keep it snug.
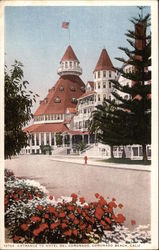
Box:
[5,169,126,244]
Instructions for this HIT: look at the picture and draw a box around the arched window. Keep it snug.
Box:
[98,95,100,101]
[103,94,106,101]
[103,82,106,88]
[103,71,106,77]
[98,82,100,89]
[98,71,100,78]
[65,62,68,68]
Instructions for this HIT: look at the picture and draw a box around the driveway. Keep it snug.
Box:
[5,155,151,230]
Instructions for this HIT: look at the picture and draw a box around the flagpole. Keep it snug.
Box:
[68,21,70,45]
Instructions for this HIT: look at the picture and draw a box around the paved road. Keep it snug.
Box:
[5,155,151,230]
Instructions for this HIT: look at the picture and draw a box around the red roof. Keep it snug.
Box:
[94,48,115,72]
[68,107,76,113]
[24,123,69,133]
[60,45,79,62]
[34,75,85,116]
[78,90,95,100]
[88,81,94,89]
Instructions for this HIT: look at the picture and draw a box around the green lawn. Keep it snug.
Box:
[101,158,151,165]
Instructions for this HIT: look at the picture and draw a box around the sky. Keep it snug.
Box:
[4,5,151,113]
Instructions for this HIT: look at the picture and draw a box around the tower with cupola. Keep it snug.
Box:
[93,48,116,105]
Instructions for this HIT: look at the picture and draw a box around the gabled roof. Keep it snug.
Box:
[24,123,69,133]
[34,75,85,116]
[78,90,95,100]
[87,81,94,89]
[60,45,79,62]
[94,48,115,72]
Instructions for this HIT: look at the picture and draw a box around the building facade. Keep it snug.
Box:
[22,45,151,159]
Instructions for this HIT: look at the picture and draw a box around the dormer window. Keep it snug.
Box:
[72,98,77,104]
[70,86,76,91]
[65,62,68,68]
[54,97,61,103]
[59,86,64,91]
[80,86,85,92]
[109,71,111,77]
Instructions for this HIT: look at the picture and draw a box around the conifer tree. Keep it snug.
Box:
[90,7,151,161]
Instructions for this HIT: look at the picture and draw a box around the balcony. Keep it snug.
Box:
[57,66,82,76]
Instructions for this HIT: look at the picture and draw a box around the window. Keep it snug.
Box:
[98,82,100,89]
[41,133,44,144]
[103,71,106,77]
[132,147,138,157]
[70,62,72,67]
[103,82,106,88]
[80,86,85,92]
[59,86,64,91]
[51,133,54,145]
[98,71,100,78]
[31,134,34,146]
[94,83,96,89]
[94,95,96,102]
[70,86,76,91]
[98,95,100,101]
[36,134,39,145]
[103,94,106,101]
[54,97,61,103]
[109,71,111,77]
[65,62,68,68]
[109,82,111,88]
[72,98,77,104]
[109,95,111,101]
[84,109,87,114]
[46,133,49,145]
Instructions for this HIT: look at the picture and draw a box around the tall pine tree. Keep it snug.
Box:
[106,7,151,161]
[90,7,151,161]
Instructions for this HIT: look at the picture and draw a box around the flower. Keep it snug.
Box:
[105,217,112,225]
[68,213,75,220]
[116,213,126,223]
[30,216,41,223]
[73,219,79,225]
[95,193,100,198]
[44,214,49,219]
[131,219,136,225]
[37,205,43,211]
[118,203,123,209]
[48,205,56,214]
[71,193,77,202]
[64,229,72,237]
[61,223,67,229]
[109,201,117,208]
[80,223,87,230]
[79,197,85,204]
[112,198,116,201]
[73,229,78,237]
[39,223,48,231]
[33,228,41,237]
[49,195,53,200]
[59,212,66,218]
[95,207,104,220]
[50,223,58,230]
[21,224,29,231]
[13,235,20,241]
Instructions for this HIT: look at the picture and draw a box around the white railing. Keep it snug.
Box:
[57,66,82,75]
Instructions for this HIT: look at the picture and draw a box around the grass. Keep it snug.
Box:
[101,158,151,165]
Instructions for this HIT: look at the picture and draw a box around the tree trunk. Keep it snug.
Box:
[142,144,147,161]
[110,145,114,159]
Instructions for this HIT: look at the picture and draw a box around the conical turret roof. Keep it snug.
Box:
[60,45,79,62]
[94,48,115,72]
